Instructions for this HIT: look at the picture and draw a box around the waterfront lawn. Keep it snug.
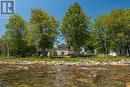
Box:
[0,55,130,63]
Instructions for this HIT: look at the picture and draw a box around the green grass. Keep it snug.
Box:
[0,55,130,63]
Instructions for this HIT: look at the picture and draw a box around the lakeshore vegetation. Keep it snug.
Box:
[0,2,130,59]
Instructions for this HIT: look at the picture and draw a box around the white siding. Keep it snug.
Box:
[57,50,69,56]
[109,51,117,56]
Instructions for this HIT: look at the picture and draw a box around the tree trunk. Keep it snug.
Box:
[126,48,129,56]
[128,45,130,56]
[74,48,81,56]
[126,44,130,56]
[121,47,126,56]
[7,44,10,58]
[41,49,48,56]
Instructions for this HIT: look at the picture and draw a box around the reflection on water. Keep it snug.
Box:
[0,65,130,87]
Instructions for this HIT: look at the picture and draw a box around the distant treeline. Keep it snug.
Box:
[0,2,130,57]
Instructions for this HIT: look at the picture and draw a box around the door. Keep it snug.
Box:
[61,52,64,55]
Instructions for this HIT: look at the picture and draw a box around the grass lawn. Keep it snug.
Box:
[0,55,130,63]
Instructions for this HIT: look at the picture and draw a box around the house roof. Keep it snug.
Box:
[57,44,68,50]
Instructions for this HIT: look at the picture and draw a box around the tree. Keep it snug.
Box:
[93,15,110,54]
[26,9,58,56]
[84,30,96,52]
[6,14,28,57]
[61,2,90,56]
[0,32,12,57]
[107,9,130,56]
[94,9,130,56]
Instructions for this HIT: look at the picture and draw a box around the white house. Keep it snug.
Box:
[109,50,117,56]
[57,44,74,56]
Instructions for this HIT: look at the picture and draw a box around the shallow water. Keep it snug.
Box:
[0,65,130,87]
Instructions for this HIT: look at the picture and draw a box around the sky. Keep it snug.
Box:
[0,0,130,36]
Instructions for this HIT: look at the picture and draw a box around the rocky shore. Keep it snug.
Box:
[0,60,130,87]
[0,60,130,66]
[0,60,130,75]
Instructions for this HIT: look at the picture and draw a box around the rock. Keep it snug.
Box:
[77,78,91,83]
[16,66,29,70]
[23,67,29,70]
[7,69,12,71]
[90,71,102,83]
[47,71,57,74]
[126,82,130,87]
[18,84,31,87]
[20,61,32,65]
[102,62,108,65]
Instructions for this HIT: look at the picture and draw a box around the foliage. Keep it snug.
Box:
[5,14,30,57]
[93,9,130,56]
[26,9,58,54]
[61,2,90,55]
[0,4,130,58]
[0,55,130,62]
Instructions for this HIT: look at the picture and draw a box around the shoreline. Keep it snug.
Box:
[0,60,130,76]
[0,60,130,66]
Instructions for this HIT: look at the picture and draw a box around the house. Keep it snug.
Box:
[109,50,117,56]
[57,44,74,56]
[0,44,6,54]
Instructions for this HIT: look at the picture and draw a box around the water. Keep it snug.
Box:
[0,65,130,87]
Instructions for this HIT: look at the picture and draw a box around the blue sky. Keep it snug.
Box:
[0,0,130,36]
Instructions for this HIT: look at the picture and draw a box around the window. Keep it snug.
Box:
[61,52,64,55]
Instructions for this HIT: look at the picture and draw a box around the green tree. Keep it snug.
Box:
[26,9,58,56]
[0,35,8,56]
[61,2,90,56]
[6,14,28,57]
[93,15,110,54]
[107,9,130,56]
[94,9,130,56]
